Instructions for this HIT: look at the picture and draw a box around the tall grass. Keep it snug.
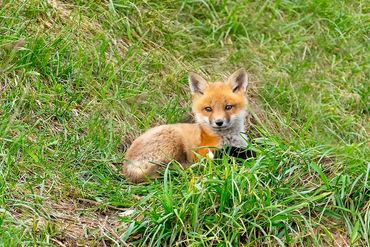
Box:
[0,0,369,245]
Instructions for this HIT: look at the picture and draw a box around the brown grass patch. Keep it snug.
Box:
[8,197,132,246]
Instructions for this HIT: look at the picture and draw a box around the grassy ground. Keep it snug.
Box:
[0,0,369,246]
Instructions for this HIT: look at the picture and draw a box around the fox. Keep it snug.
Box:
[122,68,249,183]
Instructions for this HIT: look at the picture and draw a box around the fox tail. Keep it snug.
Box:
[122,160,159,183]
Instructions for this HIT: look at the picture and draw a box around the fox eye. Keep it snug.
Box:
[204,107,212,112]
[225,105,233,111]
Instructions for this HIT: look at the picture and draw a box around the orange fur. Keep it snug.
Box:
[192,82,246,125]
[195,126,220,159]
[122,124,220,183]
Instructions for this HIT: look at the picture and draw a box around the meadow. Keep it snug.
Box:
[0,0,369,246]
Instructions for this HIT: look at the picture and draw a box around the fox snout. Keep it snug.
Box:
[215,119,224,127]
[212,118,229,128]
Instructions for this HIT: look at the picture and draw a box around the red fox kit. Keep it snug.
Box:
[123,69,248,183]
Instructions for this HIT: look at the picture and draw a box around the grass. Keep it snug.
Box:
[0,0,369,246]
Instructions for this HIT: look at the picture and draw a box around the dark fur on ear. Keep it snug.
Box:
[189,72,208,95]
[228,69,248,93]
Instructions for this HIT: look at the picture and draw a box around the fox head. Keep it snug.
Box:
[189,69,248,131]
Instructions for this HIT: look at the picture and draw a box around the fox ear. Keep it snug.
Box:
[189,72,208,95]
[228,68,248,93]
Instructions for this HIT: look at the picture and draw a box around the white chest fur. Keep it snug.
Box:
[221,133,247,147]
[218,120,248,147]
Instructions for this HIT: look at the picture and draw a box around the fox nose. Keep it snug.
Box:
[215,120,224,126]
